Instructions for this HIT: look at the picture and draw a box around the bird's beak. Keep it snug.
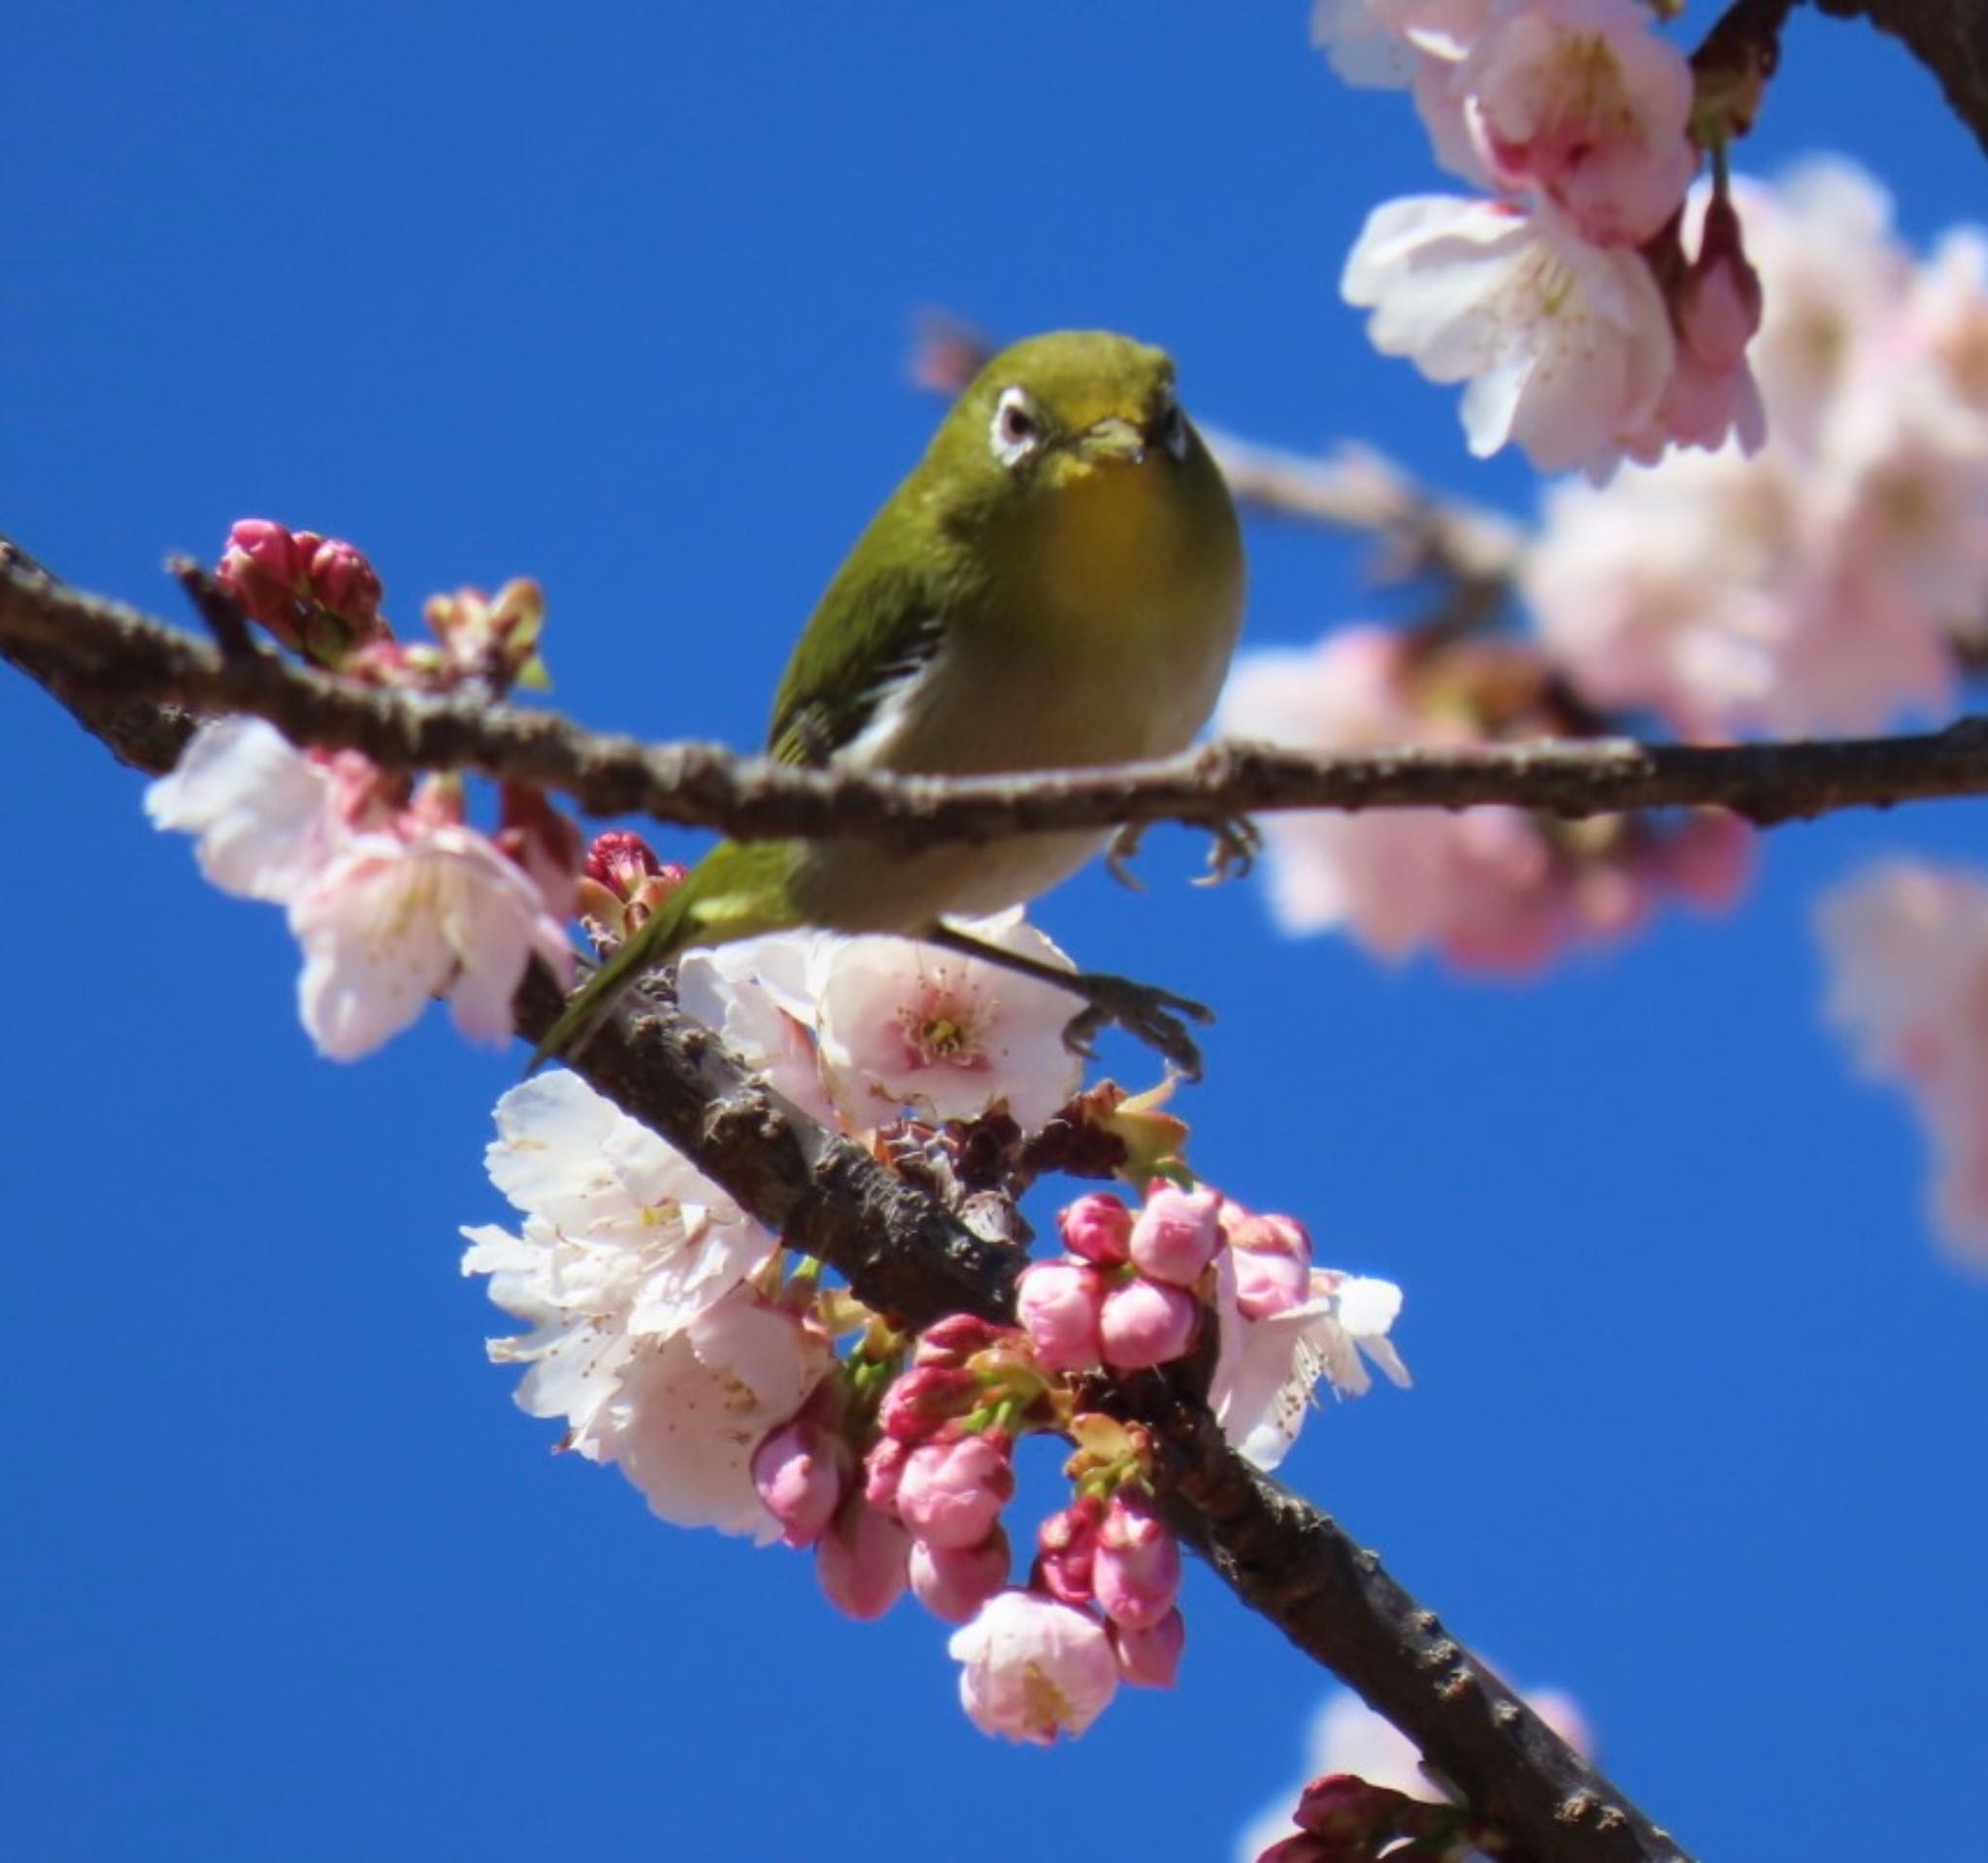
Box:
[1077,416,1147,467]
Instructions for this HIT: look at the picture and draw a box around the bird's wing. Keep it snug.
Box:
[767,528,958,769]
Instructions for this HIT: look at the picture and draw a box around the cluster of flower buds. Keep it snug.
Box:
[218,518,386,664]
[1018,1183,1224,1373]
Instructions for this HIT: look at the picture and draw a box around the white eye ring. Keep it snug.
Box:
[990,385,1044,468]
[1155,399,1189,462]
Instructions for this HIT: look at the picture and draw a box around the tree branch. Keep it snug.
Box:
[5,547,1698,1863]
[1808,0,1988,155]
[6,554,1988,847]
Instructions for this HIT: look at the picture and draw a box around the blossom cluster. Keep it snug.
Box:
[147,522,580,1057]
[1325,0,1764,476]
[461,1052,1408,1745]
[1529,160,1988,739]
[1219,627,1750,972]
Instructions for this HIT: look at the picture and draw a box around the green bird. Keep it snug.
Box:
[536,328,1247,1074]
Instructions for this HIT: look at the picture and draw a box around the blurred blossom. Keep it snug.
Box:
[1217,627,1751,972]
[1531,159,1988,737]
[1236,1683,1593,1861]
[1818,860,1988,1270]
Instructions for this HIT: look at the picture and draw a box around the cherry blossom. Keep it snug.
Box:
[1217,626,1750,969]
[947,1591,1120,1746]
[290,813,574,1057]
[1343,194,1673,477]
[1817,860,1988,1270]
[461,1069,780,1462]
[145,716,344,903]
[810,909,1083,1129]
[676,931,841,1127]
[1310,0,1488,90]
[1212,1264,1412,1472]
[1451,0,1695,248]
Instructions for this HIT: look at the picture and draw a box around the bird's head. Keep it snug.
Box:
[925,330,1207,512]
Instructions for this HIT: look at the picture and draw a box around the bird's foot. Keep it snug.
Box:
[1059,971,1214,1081]
[1191,814,1262,887]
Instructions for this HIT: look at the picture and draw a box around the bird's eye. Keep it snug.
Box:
[1154,399,1189,462]
[990,386,1044,468]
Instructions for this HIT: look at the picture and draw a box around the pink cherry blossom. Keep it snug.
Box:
[1127,1182,1224,1287]
[145,717,345,903]
[596,1288,833,1541]
[1455,0,1695,247]
[1223,1207,1316,1320]
[288,815,573,1058]
[1817,860,1988,1270]
[1311,0,1490,90]
[1218,625,1750,969]
[675,931,841,1128]
[816,1497,913,1620]
[1343,194,1673,477]
[947,1591,1119,1745]
[810,909,1083,1129]
[1212,1259,1411,1473]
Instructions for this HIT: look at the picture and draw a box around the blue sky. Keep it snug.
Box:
[4,5,1985,1859]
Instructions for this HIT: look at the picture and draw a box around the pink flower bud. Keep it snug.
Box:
[498,783,583,919]
[1016,1261,1106,1373]
[814,1499,911,1621]
[878,1363,979,1443]
[307,536,384,637]
[1128,1182,1222,1285]
[1035,1496,1104,1608]
[1099,1277,1199,1370]
[1093,1490,1182,1630]
[897,1433,1014,1550]
[862,1434,909,1513]
[1226,1210,1314,1319]
[1110,1607,1185,1689]
[751,1418,850,1550]
[914,1314,1007,1367]
[1058,1191,1133,1265]
[946,1591,1119,1745]
[584,829,663,895]
[216,518,308,644]
[1676,195,1763,373]
[909,1526,1011,1623]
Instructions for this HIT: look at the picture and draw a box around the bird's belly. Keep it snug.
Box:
[787,828,1105,933]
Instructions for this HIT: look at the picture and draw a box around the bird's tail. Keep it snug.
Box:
[527,839,800,1072]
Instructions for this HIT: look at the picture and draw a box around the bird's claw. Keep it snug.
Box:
[1105,821,1149,892]
[1192,814,1262,887]
[1059,971,1214,1081]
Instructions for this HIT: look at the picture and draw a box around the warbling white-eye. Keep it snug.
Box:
[537,329,1247,1074]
